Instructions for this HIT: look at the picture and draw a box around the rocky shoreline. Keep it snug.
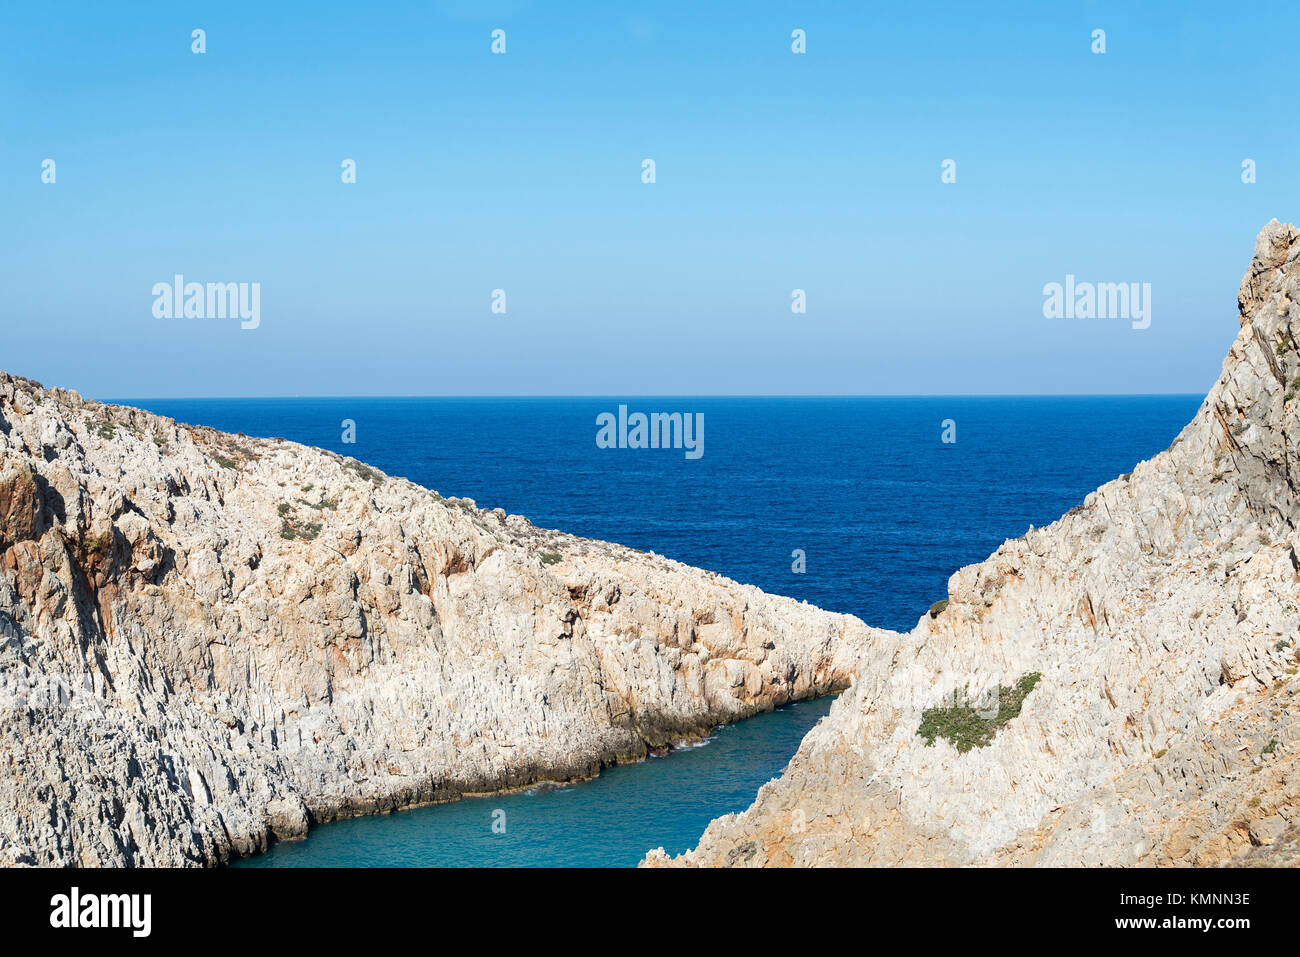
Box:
[0,371,877,865]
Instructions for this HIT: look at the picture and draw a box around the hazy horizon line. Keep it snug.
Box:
[101,392,1207,402]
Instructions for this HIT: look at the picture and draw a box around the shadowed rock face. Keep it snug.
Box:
[0,375,880,866]
[648,221,1300,868]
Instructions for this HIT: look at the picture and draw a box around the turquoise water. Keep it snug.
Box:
[234,696,834,867]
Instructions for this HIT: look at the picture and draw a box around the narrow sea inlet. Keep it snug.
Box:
[121,396,1199,867]
[234,696,835,867]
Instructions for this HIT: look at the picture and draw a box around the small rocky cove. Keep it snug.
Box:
[235,697,836,867]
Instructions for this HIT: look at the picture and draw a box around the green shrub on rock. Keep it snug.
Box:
[917,672,1043,753]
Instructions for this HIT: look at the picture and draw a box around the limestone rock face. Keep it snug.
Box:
[0,376,878,866]
[648,220,1300,868]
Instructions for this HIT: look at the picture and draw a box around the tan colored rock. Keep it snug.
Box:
[0,466,43,544]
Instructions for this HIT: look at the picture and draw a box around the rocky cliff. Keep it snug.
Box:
[648,220,1300,867]
[0,375,880,865]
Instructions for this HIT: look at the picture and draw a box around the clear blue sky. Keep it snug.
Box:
[2,1,1295,397]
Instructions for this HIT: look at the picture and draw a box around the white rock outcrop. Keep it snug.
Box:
[648,220,1300,867]
[0,375,879,865]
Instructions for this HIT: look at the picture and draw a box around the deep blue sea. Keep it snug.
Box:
[119,395,1201,867]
